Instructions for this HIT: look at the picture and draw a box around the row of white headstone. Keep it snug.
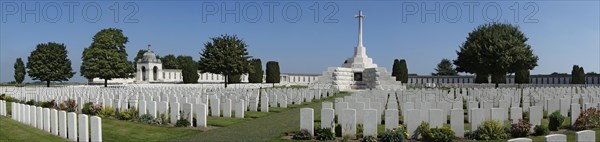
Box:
[300,102,597,141]
[507,130,596,142]
[8,102,102,142]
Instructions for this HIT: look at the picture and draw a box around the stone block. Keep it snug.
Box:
[576,130,595,142]
[78,114,89,142]
[91,116,102,142]
[384,109,399,130]
[321,108,335,129]
[300,108,314,136]
[170,102,180,124]
[235,100,245,118]
[451,109,464,137]
[196,103,207,128]
[544,134,566,142]
[59,111,67,138]
[67,112,77,141]
[363,109,377,137]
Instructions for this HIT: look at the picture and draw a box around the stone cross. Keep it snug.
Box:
[355,10,365,48]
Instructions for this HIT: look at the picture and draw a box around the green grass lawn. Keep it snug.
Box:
[0,116,66,142]
[171,92,351,142]
[102,118,199,142]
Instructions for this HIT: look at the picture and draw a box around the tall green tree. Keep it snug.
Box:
[248,59,263,83]
[27,42,75,87]
[432,58,458,76]
[392,59,400,77]
[14,58,26,85]
[80,28,135,87]
[178,56,198,83]
[475,73,489,83]
[578,66,585,84]
[454,23,538,86]
[198,34,252,88]
[514,69,530,84]
[265,61,280,86]
[571,65,580,84]
[228,74,242,83]
[397,59,408,83]
[161,54,180,69]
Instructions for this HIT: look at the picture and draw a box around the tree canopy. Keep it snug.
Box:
[571,65,585,84]
[248,59,263,83]
[454,23,538,85]
[80,28,135,87]
[14,58,25,85]
[161,54,180,69]
[514,69,530,84]
[198,34,252,87]
[394,59,408,83]
[432,58,458,76]
[179,55,198,83]
[265,61,280,85]
[27,42,75,87]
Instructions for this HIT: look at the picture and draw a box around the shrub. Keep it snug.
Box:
[292,129,312,140]
[2,96,13,102]
[0,94,5,100]
[118,111,133,120]
[98,106,116,118]
[158,113,168,125]
[425,126,456,142]
[361,135,377,142]
[40,100,56,109]
[82,102,93,114]
[138,114,154,124]
[548,111,565,131]
[315,128,334,141]
[175,118,190,127]
[532,125,549,136]
[573,108,600,130]
[25,99,35,105]
[117,108,139,121]
[473,120,509,140]
[356,124,364,138]
[59,99,77,112]
[379,128,405,142]
[88,103,102,115]
[415,122,431,139]
[510,119,532,137]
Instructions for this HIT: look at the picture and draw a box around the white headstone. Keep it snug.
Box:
[182,103,193,123]
[50,109,58,135]
[78,114,89,142]
[147,101,157,118]
[575,130,595,142]
[406,109,420,138]
[91,116,102,142]
[235,100,245,118]
[529,106,542,127]
[508,138,533,142]
[170,102,180,124]
[59,111,67,138]
[43,108,50,132]
[157,101,168,117]
[471,108,484,131]
[342,109,356,138]
[428,109,443,128]
[210,98,220,117]
[30,105,36,127]
[450,109,464,137]
[571,104,580,126]
[321,108,335,129]
[384,109,399,130]
[510,107,522,124]
[300,108,314,136]
[36,107,42,129]
[67,112,77,141]
[196,103,207,128]
[139,100,147,116]
[544,134,566,142]
[260,95,269,112]
[223,99,232,117]
[363,109,377,137]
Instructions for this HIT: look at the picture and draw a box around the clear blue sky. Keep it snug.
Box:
[1,1,599,83]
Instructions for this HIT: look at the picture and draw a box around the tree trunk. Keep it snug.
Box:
[224,75,228,88]
[46,81,50,87]
[104,79,108,87]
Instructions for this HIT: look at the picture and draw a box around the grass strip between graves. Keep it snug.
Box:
[0,115,66,142]
[171,92,351,142]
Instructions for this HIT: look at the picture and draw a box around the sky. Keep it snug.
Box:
[0,1,599,83]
